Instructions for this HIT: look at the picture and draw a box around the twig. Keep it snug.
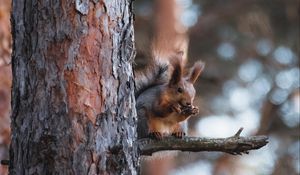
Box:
[137,127,268,156]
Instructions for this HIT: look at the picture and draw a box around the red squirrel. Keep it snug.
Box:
[135,52,205,139]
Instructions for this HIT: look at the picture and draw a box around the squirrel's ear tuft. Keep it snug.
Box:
[188,61,205,84]
[168,52,183,86]
[169,61,182,86]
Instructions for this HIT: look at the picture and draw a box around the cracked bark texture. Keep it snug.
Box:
[10,0,137,174]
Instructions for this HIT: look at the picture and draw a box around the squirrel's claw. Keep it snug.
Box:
[149,132,163,140]
[172,131,186,138]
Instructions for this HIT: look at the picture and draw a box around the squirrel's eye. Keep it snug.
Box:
[177,87,183,93]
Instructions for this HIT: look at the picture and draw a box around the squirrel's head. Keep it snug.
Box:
[168,60,205,107]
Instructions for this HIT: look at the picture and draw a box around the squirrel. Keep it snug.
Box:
[135,51,205,140]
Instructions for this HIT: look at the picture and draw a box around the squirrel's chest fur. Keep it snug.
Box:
[147,112,182,134]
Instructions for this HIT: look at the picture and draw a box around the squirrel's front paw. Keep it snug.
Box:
[191,106,199,115]
[181,106,199,115]
[149,132,163,140]
[170,104,181,113]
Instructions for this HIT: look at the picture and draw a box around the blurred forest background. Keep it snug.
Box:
[0,0,299,175]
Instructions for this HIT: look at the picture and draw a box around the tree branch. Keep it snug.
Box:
[137,128,268,156]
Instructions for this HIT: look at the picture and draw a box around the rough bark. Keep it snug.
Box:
[10,0,137,174]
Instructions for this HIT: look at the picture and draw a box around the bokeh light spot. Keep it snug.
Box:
[217,42,236,60]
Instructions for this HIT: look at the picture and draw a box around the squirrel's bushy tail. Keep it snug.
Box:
[134,42,185,98]
[134,58,169,98]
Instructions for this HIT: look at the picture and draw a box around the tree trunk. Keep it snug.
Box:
[10,0,137,174]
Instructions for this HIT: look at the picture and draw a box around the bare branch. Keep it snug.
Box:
[137,128,268,156]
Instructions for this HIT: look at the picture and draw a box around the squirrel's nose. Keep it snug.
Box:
[186,102,191,106]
